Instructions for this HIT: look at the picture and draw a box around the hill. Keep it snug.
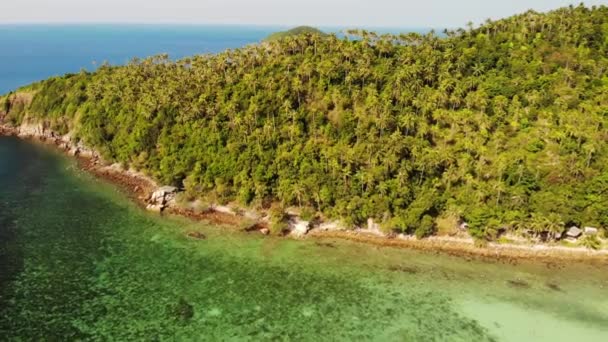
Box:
[265,26,326,41]
[2,5,608,241]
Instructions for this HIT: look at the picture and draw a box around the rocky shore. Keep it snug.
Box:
[2,121,608,262]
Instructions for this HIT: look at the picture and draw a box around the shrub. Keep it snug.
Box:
[415,215,435,239]
[269,204,289,235]
[580,235,601,250]
[299,207,316,221]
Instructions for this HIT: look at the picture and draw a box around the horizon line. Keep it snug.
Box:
[0,22,447,30]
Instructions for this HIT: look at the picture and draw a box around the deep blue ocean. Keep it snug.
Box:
[0,25,431,95]
[0,25,284,94]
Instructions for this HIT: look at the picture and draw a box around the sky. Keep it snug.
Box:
[2,0,607,28]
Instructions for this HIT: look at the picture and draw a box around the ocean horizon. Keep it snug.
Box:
[0,24,432,94]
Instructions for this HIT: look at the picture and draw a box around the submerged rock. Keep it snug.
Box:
[187,231,207,240]
[507,279,531,289]
[315,241,337,248]
[388,265,419,274]
[545,282,563,292]
[169,298,194,322]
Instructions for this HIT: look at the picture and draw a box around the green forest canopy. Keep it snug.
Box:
[2,4,608,240]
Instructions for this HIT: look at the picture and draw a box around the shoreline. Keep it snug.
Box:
[2,122,607,263]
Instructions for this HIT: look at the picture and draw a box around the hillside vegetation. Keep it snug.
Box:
[2,5,608,241]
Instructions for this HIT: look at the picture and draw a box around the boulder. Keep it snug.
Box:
[186,231,207,240]
[290,219,311,237]
[158,185,178,195]
[59,134,72,144]
[318,221,342,231]
[149,186,178,206]
[260,228,270,235]
[243,210,261,220]
[584,227,598,236]
[566,226,582,238]
[78,148,97,159]
[146,204,163,213]
[367,218,380,231]
[212,205,235,215]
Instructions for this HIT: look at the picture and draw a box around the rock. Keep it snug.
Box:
[170,298,194,321]
[150,191,164,205]
[361,218,385,236]
[290,219,311,238]
[315,241,336,248]
[318,221,342,231]
[566,226,582,238]
[212,205,235,215]
[584,227,598,236]
[78,148,96,159]
[367,218,380,231]
[158,185,178,194]
[260,228,270,235]
[186,231,207,240]
[59,134,72,144]
[507,279,531,289]
[149,186,178,206]
[18,123,45,137]
[243,210,261,220]
[165,197,177,208]
[146,204,163,213]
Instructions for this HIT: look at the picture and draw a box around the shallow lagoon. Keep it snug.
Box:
[1,136,607,341]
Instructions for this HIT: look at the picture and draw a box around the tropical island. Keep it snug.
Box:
[1,4,608,255]
[264,26,327,41]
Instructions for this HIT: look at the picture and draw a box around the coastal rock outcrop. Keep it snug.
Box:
[17,122,49,138]
[147,186,178,212]
[13,122,102,162]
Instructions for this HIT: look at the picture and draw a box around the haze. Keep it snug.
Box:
[2,0,608,28]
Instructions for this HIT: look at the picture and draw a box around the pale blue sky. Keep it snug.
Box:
[2,0,607,28]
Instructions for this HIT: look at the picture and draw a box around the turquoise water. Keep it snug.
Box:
[1,136,607,341]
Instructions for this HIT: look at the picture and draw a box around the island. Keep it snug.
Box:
[264,26,326,41]
[1,4,607,257]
